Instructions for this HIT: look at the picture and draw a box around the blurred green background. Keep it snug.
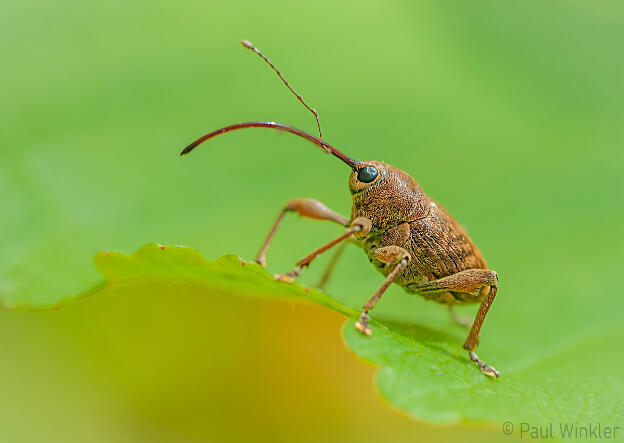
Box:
[2,0,623,441]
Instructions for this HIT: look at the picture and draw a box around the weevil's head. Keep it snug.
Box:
[348,160,429,229]
[180,122,429,229]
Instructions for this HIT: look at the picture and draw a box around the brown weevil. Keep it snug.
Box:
[181,41,500,378]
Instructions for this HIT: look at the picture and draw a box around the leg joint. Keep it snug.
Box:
[350,217,372,237]
[368,245,411,265]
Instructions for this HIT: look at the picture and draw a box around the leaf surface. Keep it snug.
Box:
[91,244,624,428]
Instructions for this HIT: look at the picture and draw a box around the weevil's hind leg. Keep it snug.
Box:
[463,284,499,378]
[448,305,473,328]
[316,240,349,290]
[469,350,499,378]
[355,246,411,336]
[256,198,349,267]
[276,217,372,282]
[407,269,499,378]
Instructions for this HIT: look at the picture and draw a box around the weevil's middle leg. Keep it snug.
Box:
[448,305,473,328]
[316,240,349,290]
[354,246,411,336]
[256,198,349,267]
[275,217,372,281]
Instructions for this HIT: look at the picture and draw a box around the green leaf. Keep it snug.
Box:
[92,243,624,428]
[94,244,357,318]
[343,318,624,424]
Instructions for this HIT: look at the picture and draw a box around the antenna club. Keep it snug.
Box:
[241,40,254,49]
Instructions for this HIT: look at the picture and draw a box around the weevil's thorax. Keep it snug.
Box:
[349,161,429,232]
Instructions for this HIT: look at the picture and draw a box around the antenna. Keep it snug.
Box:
[241,40,323,140]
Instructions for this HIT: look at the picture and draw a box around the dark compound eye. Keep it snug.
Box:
[357,166,378,183]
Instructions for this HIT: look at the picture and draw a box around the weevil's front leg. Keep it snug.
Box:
[276,217,372,281]
[256,198,349,267]
[407,269,499,377]
[354,246,411,336]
